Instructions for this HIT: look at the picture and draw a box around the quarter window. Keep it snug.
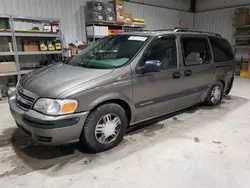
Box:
[141,37,177,70]
[209,37,234,62]
[182,37,210,66]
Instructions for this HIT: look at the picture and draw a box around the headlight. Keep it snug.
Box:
[33,98,78,115]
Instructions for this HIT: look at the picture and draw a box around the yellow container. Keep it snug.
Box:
[132,18,145,23]
[240,69,248,78]
[241,63,249,70]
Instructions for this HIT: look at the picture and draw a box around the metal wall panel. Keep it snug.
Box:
[194,5,250,62]
[0,0,86,45]
[197,0,250,12]
[130,0,190,11]
[195,9,234,43]
[194,6,250,44]
[0,0,194,45]
[125,2,194,30]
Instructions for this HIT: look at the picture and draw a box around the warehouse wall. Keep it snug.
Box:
[195,5,250,44]
[0,0,86,45]
[125,2,194,30]
[194,5,250,62]
[194,8,234,44]
[0,0,194,45]
[197,0,250,12]
[129,0,190,11]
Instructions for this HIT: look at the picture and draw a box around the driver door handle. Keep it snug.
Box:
[173,72,181,79]
[184,70,192,77]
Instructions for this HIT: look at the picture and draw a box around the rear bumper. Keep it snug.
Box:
[9,94,89,145]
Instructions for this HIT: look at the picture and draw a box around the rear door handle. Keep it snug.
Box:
[184,70,192,77]
[173,72,181,79]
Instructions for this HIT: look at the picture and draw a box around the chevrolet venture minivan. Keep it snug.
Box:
[9,29,235,152]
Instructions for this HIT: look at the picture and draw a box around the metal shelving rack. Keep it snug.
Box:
[233,25,250,75]
[0,15,14,77]
[0,15,63,80]
[86,21,146,43]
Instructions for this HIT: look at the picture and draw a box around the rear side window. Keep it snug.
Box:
[182,37,211,66]
[209,37,234,62]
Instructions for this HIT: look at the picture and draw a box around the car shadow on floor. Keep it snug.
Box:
[0,95,248,177]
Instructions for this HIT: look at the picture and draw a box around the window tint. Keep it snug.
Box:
[141,37,177,70]
[182,37,210,66]
[209,37,234,62]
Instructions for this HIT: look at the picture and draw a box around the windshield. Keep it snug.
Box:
[68,35,149,69]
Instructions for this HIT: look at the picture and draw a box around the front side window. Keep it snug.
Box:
[68,35,149,69]
[140,36,177,70]
[182,37,211,66]
[209,37,234,62]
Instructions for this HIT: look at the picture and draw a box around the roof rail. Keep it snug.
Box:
[174,29,221,37]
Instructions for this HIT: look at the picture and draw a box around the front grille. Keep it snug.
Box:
[16,90,35,111]
[17,90,35,103]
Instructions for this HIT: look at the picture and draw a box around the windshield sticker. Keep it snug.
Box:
[128,36,148,41]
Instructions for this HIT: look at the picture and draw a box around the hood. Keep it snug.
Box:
[19,63,113,98]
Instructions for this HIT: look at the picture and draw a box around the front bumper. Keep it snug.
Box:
[9,95,89,145]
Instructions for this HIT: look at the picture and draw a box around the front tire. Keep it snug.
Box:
[80,103,128,153]
[205,82,223,106]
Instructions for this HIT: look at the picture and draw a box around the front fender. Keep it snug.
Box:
[70,79,135,120]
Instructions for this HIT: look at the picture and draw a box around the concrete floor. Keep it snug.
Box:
[0,77,250,188]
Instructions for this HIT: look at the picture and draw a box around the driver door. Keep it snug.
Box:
[132,35,187,122]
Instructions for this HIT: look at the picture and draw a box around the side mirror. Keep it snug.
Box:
[185,52,202,66]
[138,60,162,74]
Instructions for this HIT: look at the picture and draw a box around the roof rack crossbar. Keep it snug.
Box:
[174,29,221,37]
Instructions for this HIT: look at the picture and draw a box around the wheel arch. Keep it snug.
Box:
[89,98,133,124]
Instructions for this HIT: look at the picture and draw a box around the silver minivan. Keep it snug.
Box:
[9,30,235,152]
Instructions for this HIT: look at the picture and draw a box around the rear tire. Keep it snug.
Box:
[80,103,128,153]
[205,82,223,106]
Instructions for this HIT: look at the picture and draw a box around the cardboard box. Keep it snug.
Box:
[29,41,39,51]
[87,26,100,36]
[0,62,17,73]
[116,11,125,22]
[233,14,250,26]
[23,40,30,52]
[23,40,39,51]
[124,13,133,24]
[99,26,109,36]
[235,8,249,15]
[114,0,124,12]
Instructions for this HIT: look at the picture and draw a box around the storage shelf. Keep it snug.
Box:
[0,15,63,81]
[0,32,12,36]
[234,25,250,28]
[86,21,122,27]
[20,69,35,74]
[0,71,18,77]
[18,51,62,55]
[15,32,61,38]
[12,15,60,23]
[235,35,250,38]
[234,45,250,49]
[123,23,146,28]
[87,35,106,39]
[0,52,15,56]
